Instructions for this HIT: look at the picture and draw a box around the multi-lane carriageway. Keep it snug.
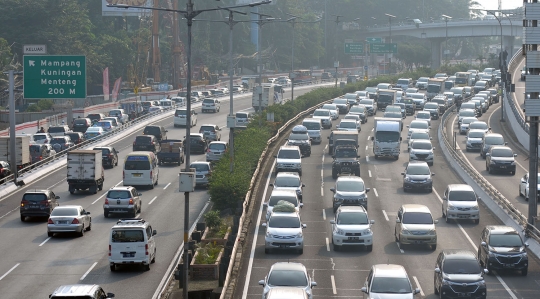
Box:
[235,88,540,298]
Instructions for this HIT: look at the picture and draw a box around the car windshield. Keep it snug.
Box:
[345,116,359,121]
[107,190,130,199]
[335,148,357,157]
[269,216,301,228]
[476,82,486,86]
[95,148,110,154]
[375,131,400,142]
[410,122,428,129]
[97,121,111,128]
[410,132,429,140]
[463,118,476,125]
[51,208,78,216]
[268,196,297,207]
[23,193,47,202]
[33,135,47,141]
[489,234,523,247]
[322,104,337,110]
[418,78,428,82]
[460,110,476,117]
[48,127,66,133]
[424,103,438,109]
[412,142,432,150]
[397,79,409,85]
[274,176,300,187]
[336,180,365,192]
[209,143,226,150]
[492,148,513,157]
[267,270,308,287]
[350,107,365,113]
[402,212,433,224]
[278,150,300,159]
[448,190,476,201]
[359,100,373,105]
[371,277,412,294]
[333,99,348,105]
[111,229,144,242]
[339,121,356,128]
[417,113,430,119]
[302,122,320,130]
[175,110,187,116]
[406,165,430,175]
[443,259,481,274]
[313,110,330,117]
[29,145,42,153]
[485,136,504,145]
[470,123,487,130]
[191,163,210,172]
[73,119,88,125]
[461,104,475,110]
[432,99,445,105]
[86,128,101,133]
[51,138,66,144]
[337,212,368,224]
[384,112,402,118]
[468,131,484,138]
[135,136,152,144]
[66,134,79,141]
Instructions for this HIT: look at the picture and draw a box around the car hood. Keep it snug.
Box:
[408,128,429,135]
[288,139,310,145]
[334,157,358,163]
[276,158,301,164]
[402,223,435,231]
[442,273,484,283]
[448,200,478,208]
[273,186,301,193]
[367,292,414,299]
[312,116,331,120]
[335,191,366,198]
[335,223,370,232]
[467,137,482,143]
[337,128,357,132]
[267,227,302,236]
[490,157,514,162]
[489,246,526,254]
[406,174,431,180]
[410,149,433,155]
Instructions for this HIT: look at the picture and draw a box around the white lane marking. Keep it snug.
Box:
[39,237,51,247]
[91,193,107,205]
[367,135,370,140]
[396,242,404,253]
[373,188,378,197]
[413,276,425,297]
[371,128,374,131]
[365,145,368,151]
[0,206,20,220]
[163,182,171,189]
[321,149,325,196]
[322,209,326,220]
[148,196,158,205]
[366,156,370,162]
[0,263,20,281]
[114,180,122,187]
[49,179,65,188]
[433,189,519,299]
[382,210,389,221]
[242,165,274,299]
[331,275,337,294]
[326,237,330,251]
[80,262,98,280]
[368,170,372,177]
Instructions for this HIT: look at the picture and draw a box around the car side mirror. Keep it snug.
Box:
[153,230,157,236]
[258,280,265,286]
[433,147,436,150]
[107,293,115,298]
[302,184,305,187]
[484,269,489,274]
[302,224,307,229]
[401,172,405,175]
[525,243,530,247]
[330,220,336,224]
[370,219,375,224]
[521,179,526,183]
[330,188,335,192]
[366,188,370,193]
[406,125,410,128]
[431,173,435,176]
[263,203,268,208]
[514,154,517,157]
[396,218,401,223]
[300,203,304,208]
[311,281,317,287]
[261,223,267,227]
[361,287,368,294]
[481,241,487,247]
[414,288,421,295]
[434,220,439,224]
[435,267,441,273]
[86,211,91,215]
[442,196,447,201]
[273,155,277,158]
[55,196,60,199]
[485,153,490,156]
[138,193,142,196]
[269,183,274,187]
[505,142,508,145]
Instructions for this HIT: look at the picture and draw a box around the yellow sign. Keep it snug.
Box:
[364,76,368,81]
[134,87,139,94]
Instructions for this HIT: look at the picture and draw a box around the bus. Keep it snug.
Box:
[454,72,472,87]
[293,70,313,85]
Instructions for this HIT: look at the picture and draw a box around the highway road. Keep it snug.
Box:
[0,83,328,299]
[235,94,540,298]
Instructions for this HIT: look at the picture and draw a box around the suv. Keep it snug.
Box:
[202,98,221,113]
[143,125,167,142]
[186,133,208,154]
[402,161,435,192]
[263,211,306,254]
[287,125,311,157]
[65,132,84,145]
[174,108,197,127]
[109,218,157,271]
[331,145,360,178]
[259,262,316,299]
[206,141,227,162]
[442,184,480,223]
[199,124,222,141]
[395,204,438,250]
[109,109,129,124]
[87,113,106,124]
[409,139,435,166]
[519,172,540,201]
[301,118,322,144]
[50,136,74,152]
[133,135,160,153]
[93,146,119,168]
[478,225,529,275]
[361,264,420,297]
[190,161,212,187]
[311,109,332,129]
[432,95,448,114]
[486,145,517,175]
[29,144,56,164]
[49,284,115,299]
[396,78,413,90]
[480,133,506,158]
[264,189,302,221]
[275,145,302,175]
[468,129,487,152]
[270,172,304,201]
[330,206,374,251]
[104,186,142,218]
[434,250,488,298]
[330,176,370,212]
[0,161,11,180]
[72,118,92,133]
[20,189,60,221]
[48,125,71,137]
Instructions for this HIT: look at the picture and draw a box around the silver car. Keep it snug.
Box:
[409,139,435,166]
[103,186,142,218]
[442,184,480,223]
[270,172,304,201]
[259,262,317,299]
[190,161,212,187]
[394,204,438,250]
[330,206,374,252]
[263,211,306,254]
[47,205,91,237]
[206,141,228,162]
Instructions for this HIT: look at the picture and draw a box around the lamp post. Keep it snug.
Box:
[371,17,376,76]
[442,14,452,63]
[107,2,270,298]
[486,10,505,122]
[332,15,343,87]
[384,13,396,75]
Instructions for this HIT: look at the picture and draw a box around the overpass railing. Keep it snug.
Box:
[506,48,528,134]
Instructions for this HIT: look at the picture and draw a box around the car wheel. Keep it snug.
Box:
[69,187,75,194]
[298,248,303,254]
[110,264,116,272]
[332,170,338,179]
[104,210,109,218]
[441,205,445,217]
[151,250,156,263]
[511,171,515,176]
[474,219,479,224]
[519,187,522,197]
[264,248,270,254]
[87,220,92,231]
[150,183,154,190]
[445,212,450,223]
[522,268,528,276]
[434,283,440,295]
[332,241,340,252]
[144,264,150,271]
[79,226,85,237]
[366,245,373,252]
[138,204,142,214]
[431,244,437,251]
[131,208,137,218]
[48,232,53,237]
[20,215,25,222]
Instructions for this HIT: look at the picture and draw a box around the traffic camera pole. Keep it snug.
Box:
[8,71,17,184]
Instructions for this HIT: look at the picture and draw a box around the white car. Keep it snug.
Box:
[457,109,477,127]
[407,120,430,139]
[465,129,485,152]
[467,121,490,134]
[337,119,360,132]
[321,104,339,120]
[271,172,304,201]
[408,131,431,152]
[275,145,302,175]
[460,117,478,134]
[109,218,157,271]
[33,133,52,144]
[409,139,435,166]
[414,111,432,126]
[311,109,332,129]
[519,172,540,201]
[259,262,317,299]
[148,106,163,113]
[344,114,362,129]
[263,211,306,254]
[330,206,374,252]
[442,184,480,223]
[264,189,302,221]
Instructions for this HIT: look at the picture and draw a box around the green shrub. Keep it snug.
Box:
[204,210,222,231]
[194,242,223,264]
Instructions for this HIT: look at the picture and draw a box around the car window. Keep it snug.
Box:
[443,259,481,274]
[200,126,216,132]
[485,136,504,145]
[191,163,210,172]
[402,212,433,224]
[302,122,320,130]
[468,131,484,138]
[412,142,432,150]
[410,122,428,129]
[336,180,365,192]
[135,136,152,144]
[289,133,309,140]
[268,196,298,207]
[125,160,150,170]
[48,127,66,133]
[51,138,67,144]
[268,216,301,228]
[267,270,308,287]
[491,148,513,157]
[337,212,368,224]
[144,127,161,135]
[274,176,300,187]
[209,143,226,150]
[339,121,356,128]
[23,193,47,202]
[277,149,300,159]
[107,190,131,199]
[488,234,523,247]
[111,229,144,242]
[51,208,79,216]
[448,190,476,201]
[371,277,412,294]
[411,132,429,140]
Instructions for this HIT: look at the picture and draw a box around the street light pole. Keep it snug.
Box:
[442,14,452,63]
[332,15,343,88]
[486,10,505,122]
[384,13,396,75]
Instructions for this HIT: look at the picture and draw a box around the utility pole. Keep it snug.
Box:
[172,0,181,90]
[384,13,396,75]
[152,0,161,83]
[252,12,275,125]
[332,15,343,88]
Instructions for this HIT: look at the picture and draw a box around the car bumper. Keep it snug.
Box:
[195,178,209,186]
[403,181,432,190]
[264,237,304,249]
[276,165,302,173]
[486,256,528,270]
[489,164,516,172]
[440,285,486,299]
[20,210,51,217]
[445,209,480,220]
[466,143,482,151]
[409,155,434,163]
[103,205,135,214]
[332,234,373,246]
[333,200,367,211]
[206,153,223,161]
[102,158,114,165]
[47,224,84,233]
[398,234,437,245]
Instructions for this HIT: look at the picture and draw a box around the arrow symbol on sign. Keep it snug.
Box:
[29,60,35,67]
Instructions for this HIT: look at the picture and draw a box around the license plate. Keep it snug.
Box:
[500,166,506,169]
[123,253,135,258]
[458,293,470,297]
[58,221,68,224]
[342,168,351,172]
[279,245,290,248]
[30,205,39,208]
[348,237,359,240]
[459,215,469,218]
[133,173,142,177]
[414,240,423,244]
[503,264,514,268]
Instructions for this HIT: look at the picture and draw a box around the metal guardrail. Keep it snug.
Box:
[440,105,540,243]
[0,105,177,187]
[505,48,529,133]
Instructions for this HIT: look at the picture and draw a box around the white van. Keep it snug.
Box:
[109,218,157,271]
[123,152,159,189]
[174,108,197,127]
[236,111,253,126]
[159,99,175,109]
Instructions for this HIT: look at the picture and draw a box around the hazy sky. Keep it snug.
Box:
[473,0,522,11]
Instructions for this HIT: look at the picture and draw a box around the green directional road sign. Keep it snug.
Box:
[344,43,365,54]
[369,43,398,54]
[24,55,86,99]
[366,37,382,43]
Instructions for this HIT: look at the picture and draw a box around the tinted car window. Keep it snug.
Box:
[274,177,300,187]
[51,138,67,144]
[112,229,144,242]
[191,164,209,172]
[175,110,187,116]
[107,190,131,199]
[202,99,215,104]
[95,148,110,155]
[268,216,301,228]
[402,212,433,224]
[491,148,513,157]
[209,143,226,150]
[267,270,308,287]
[200,126,216,132]
[135,136,152,144]
[371,277,412,293]
[277,150,300,159]
[51,208,78,216]
[30,145,42,153]
[485,136,504,144]
[125,160,150,170]
[412,142,432,150]
[443,259,481,274]
[73,119,88,125]
[468,131,484,138]
[448,191,476,201]
[144,126,161,135]
[489,234,523,247]
[303,122,320,130]
[23,193,47,202]
[336,180,365,192]
[48,127,66,133]
[337,212,368,224]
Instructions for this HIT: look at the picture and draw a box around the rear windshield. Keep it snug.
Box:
[23,193,47,202]
[94,148,110,154]
[209,143,226,150]
[107,190,130,199]
[175,110,187,116]
[51,208,78,216]
[73,119,88,125]
[34,135,47,141]
[111,229,144,242]
[125,160,150,170]
[200,126,215,132]
[302,121,320,130]
[485,136,504,145]
[236,112,248,118]
[202,99,215,104]
[191,163,209,172]
[144,127,160,135]
[48,127,66,133]
[30,145,42,153]
[268,216,300,228]
[65,134,80,141]
[109,110,122,116]
[277,149,300,159]
[87,114,102,121]
[51,138,67,144]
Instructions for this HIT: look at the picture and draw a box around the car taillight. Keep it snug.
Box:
[40,200,49,207]
[21,200,29,207]
[133,141,136,145]
[109,245,112,256]
[108,154,113,158]
[72,218,79,224]
[44,140,48,144]
[104,198,109,204]
[145,244,149,255]
[207,149,211,153]
[129,198,134,205]
[47,218,53,224]
[39,156,43,160]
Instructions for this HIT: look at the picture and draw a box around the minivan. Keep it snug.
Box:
[72,118,92,133]
[202,98,221,113]
[30,144,56,164]
[109,218,156,271]
[143,125,167,142]
[123,152,159,189]
[236,111,253,126]
[48,125,71,137]
[174,108,197,127]
[108,109,129,124]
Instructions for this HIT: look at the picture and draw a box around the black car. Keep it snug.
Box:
[143,125,168,142]
[87,113,106,125]
[72,118,92,133]
[93,146,119,168]
[403,98,416,115]
[434,249,488,299]
[186,133,208,154]
[478,225,529,276]
[133,135,160,153]
[287,125,312,157]
[65,132,85,145]
[331,145,361,178]
[20,189,60,221]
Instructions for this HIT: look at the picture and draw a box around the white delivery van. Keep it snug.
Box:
[109,218,157,271]
[123,152,159,189]
[174,108,197,127]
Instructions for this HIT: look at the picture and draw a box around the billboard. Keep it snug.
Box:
[102,0,152,17]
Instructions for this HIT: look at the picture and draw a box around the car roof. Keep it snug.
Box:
[270,211,301,218]
[441,249,477,260]
[484,133,503,138]
[271,262,306,272]
[485,225,518,234]
[108,186,134,191]
[270,189,298,197]
[337,205,367,213]
[402,204,431,213]
[209,141,227,145]
[200,124,217,127]
[336,176,364,183]
[51,284,101,296]
[490,145,511,151]
[447,184,474,192]
[24,189,51,194]
[191,161,211,166]
[279,145,300,151]
[467,129,485,135]
[372,264,408,278]
[190,133,204,137]
[54,205,82,209]
[275,172,300,179]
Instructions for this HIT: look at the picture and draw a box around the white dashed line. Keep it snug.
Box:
[382,210,389,221]
[331,275,337,294]
[39,237,51,247]
[80,262,98,280]
[91,193,107,205]
[366,156,370,162]
[413,276,425,297]
[163,182,171,189]
[326,237,330,251]
[322,209,326,220]
[373,188,378,197]
[148,196,158,205]
[0,263,19,281]
[365,145,368,151]
[367,135,370,140]
[368,170,372,177]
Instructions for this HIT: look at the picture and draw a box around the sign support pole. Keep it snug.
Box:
[8,71,17,184]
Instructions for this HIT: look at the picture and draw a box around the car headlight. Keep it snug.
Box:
[490,160,496,165]
[441,279,450,286]
[511,161,516,165]
[265,230,271,237]
[363,228,372,235]
[405,177,412,182]
[488,251,497,258]
[334,196,344,202]
[277,163,284,168]
[334,227,345,235]
[475,280,486,287]
[471,205,479,210]
[447,204,456,211]
[401,229,411,235]
[428,229,436,235]
[295,232,303,238]
[520,252,528,258]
